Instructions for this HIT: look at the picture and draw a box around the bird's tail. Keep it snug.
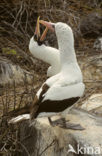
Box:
[9,114,30,124]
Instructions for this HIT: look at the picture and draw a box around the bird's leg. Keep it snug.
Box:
[48,117,67,127]
[48,117,54,126]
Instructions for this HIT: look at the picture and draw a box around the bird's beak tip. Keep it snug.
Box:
[34,16,40,38]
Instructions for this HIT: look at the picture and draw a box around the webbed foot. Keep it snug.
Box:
[48,117,85,130]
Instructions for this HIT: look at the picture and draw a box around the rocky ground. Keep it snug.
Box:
[0,0,102,155]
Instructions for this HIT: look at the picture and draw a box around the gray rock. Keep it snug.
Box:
[17,108,102,156]
[0,57,33,86]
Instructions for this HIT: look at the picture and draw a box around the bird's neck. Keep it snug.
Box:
[58,37,77,70]
[29,37,60,66]
[42,46,60,67]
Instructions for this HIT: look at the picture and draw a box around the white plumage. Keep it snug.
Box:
[29,37,60,77]
[37,22,85,102]
[43,82,84,101]
[30,22,85,119]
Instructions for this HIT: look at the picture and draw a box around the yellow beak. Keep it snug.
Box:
[34,17,49,42]
[34,16,40,39]
[40,27,48,41]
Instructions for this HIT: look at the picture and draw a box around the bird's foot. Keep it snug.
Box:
[48,117,85,130]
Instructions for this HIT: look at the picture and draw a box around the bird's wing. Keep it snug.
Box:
[30,74,60,119]
[30,83,50,119]
[43,82,85,101]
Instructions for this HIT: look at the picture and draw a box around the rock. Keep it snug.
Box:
[93,37,102,51]
[15,108,102,156]
[80,93,102,116]
[81,93,102,111]
[0,57,33,86]
[80,13,102,38]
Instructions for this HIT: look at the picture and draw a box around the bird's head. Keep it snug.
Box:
[39,20,74,46]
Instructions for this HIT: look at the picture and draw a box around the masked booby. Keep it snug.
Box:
[30,21,85,120]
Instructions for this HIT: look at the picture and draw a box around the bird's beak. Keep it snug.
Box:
[34,16,40,39]
[35,17,49,41]
[40,27,48,41]
[39,20,55,32]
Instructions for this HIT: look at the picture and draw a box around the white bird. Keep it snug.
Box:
[29,37,60,77]
[29,17,61,77]
[30,21,85,121]
[9,21,85,130]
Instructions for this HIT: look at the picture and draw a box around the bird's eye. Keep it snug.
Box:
[52,25,55,29]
